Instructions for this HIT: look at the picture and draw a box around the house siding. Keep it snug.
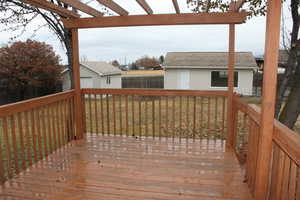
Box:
[62,65,121,91]
[164,68,254,95]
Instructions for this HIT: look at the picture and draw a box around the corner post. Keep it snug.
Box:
[255,0,282,198]
[71,28,84,139]
[227,23,235,148]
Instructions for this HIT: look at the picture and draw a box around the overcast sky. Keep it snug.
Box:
[0,0,292,65]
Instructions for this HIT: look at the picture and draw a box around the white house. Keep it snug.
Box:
[62,61,122,91]
[163,52,257,95]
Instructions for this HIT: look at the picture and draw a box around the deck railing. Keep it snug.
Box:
[0,90,75,182]
[82,88,228,140]
[234,94,300,199]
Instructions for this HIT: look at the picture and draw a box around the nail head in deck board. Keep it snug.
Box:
[61,12,249,29]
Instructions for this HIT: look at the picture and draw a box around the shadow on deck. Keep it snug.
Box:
[0,134,253,200]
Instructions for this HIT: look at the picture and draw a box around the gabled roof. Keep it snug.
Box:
[81,61,121,76]
[163,52,257,69]
[62,61,122,76]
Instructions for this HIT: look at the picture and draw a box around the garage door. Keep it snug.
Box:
[80,77,93,88]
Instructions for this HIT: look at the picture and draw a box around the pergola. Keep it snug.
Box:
[17,0,282,199]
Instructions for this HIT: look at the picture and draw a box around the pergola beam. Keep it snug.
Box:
[96,0,129,16]
[58,0,103,17]
[22,0,80,18]
[136,0,153,15]
[229,0,246,12]
[61,12,249,29]
[172,0,180,14]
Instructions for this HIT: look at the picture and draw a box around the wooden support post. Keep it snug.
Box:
[71,29,84,139]
[227,24,235,148]
[255,0,282,199]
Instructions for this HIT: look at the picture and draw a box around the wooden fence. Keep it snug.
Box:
[0,90,75,182]
[233,94,300,199]
[82,88,228,140]
[122,76,164,89]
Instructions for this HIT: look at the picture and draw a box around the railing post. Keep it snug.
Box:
[226,23,235,148]
[255,0,282,199]
[71,29,84,139]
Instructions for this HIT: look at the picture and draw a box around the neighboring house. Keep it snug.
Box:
[62,61,122,91]
[256,49,288,73]
[163,52,257,96]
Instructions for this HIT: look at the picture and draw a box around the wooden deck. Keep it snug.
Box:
[0,134,253,200]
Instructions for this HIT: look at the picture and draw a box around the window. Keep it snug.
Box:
[211,71,238,87]
[106,76,111,84]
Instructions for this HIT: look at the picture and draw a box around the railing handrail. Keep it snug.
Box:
[0,90,75,118]
[82,88,228,97]
[234,95,300,166]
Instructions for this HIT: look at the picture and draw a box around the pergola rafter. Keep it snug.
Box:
[135,0,153,15]
[172,0,180,14]
[22,0,80,18]
[56,0,103,17]
[96,0,129,16]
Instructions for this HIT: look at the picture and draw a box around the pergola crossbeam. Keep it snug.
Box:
[58,0,103,17]
[22,0,80,18]
[96,0,129,16]
[172,0,180,14]
[136,0,153,15]
[61,12,249,29]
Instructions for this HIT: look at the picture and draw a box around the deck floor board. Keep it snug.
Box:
[0,134,253,200]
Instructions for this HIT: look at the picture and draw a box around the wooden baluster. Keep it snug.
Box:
[51,104,57,150]
[10,115,19,174]
[69,97,75,140]
[222,96,226,140]
[186,96,189,140]
[166,96,169,138]
[132,95,135,136]
[158,96,161,138]
[113,95,116,135]
[94,94,99,134]
[119,95,122,135]
[296,167,300,200]
[17,113,26,169]
[56,103,62,149]
[35,108,43,158]
[89,94,93,134]
[62,100,68,144]
[59,101,66,146]
[100,94,105,135]
[152,98,155,138]
[193,96,196,140]
[41,107,48,156]
[125,95,129,136]
[215,97,218,140]
[30,110,38,162]
[3,117,12,178]
[281,156,291,199]
[0,119,4,182]
[145,97,148,137]
[172,96,175,139]
[287,162,297,200]
[139,96,142,138]
[200,96,204,138]
[106,94,110,135]
[81,94,87,134]
[208,97,211,140]
[47,105,53,153]
[179,96,182,140]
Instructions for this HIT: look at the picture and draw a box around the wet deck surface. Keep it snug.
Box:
[0,134,253,200]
